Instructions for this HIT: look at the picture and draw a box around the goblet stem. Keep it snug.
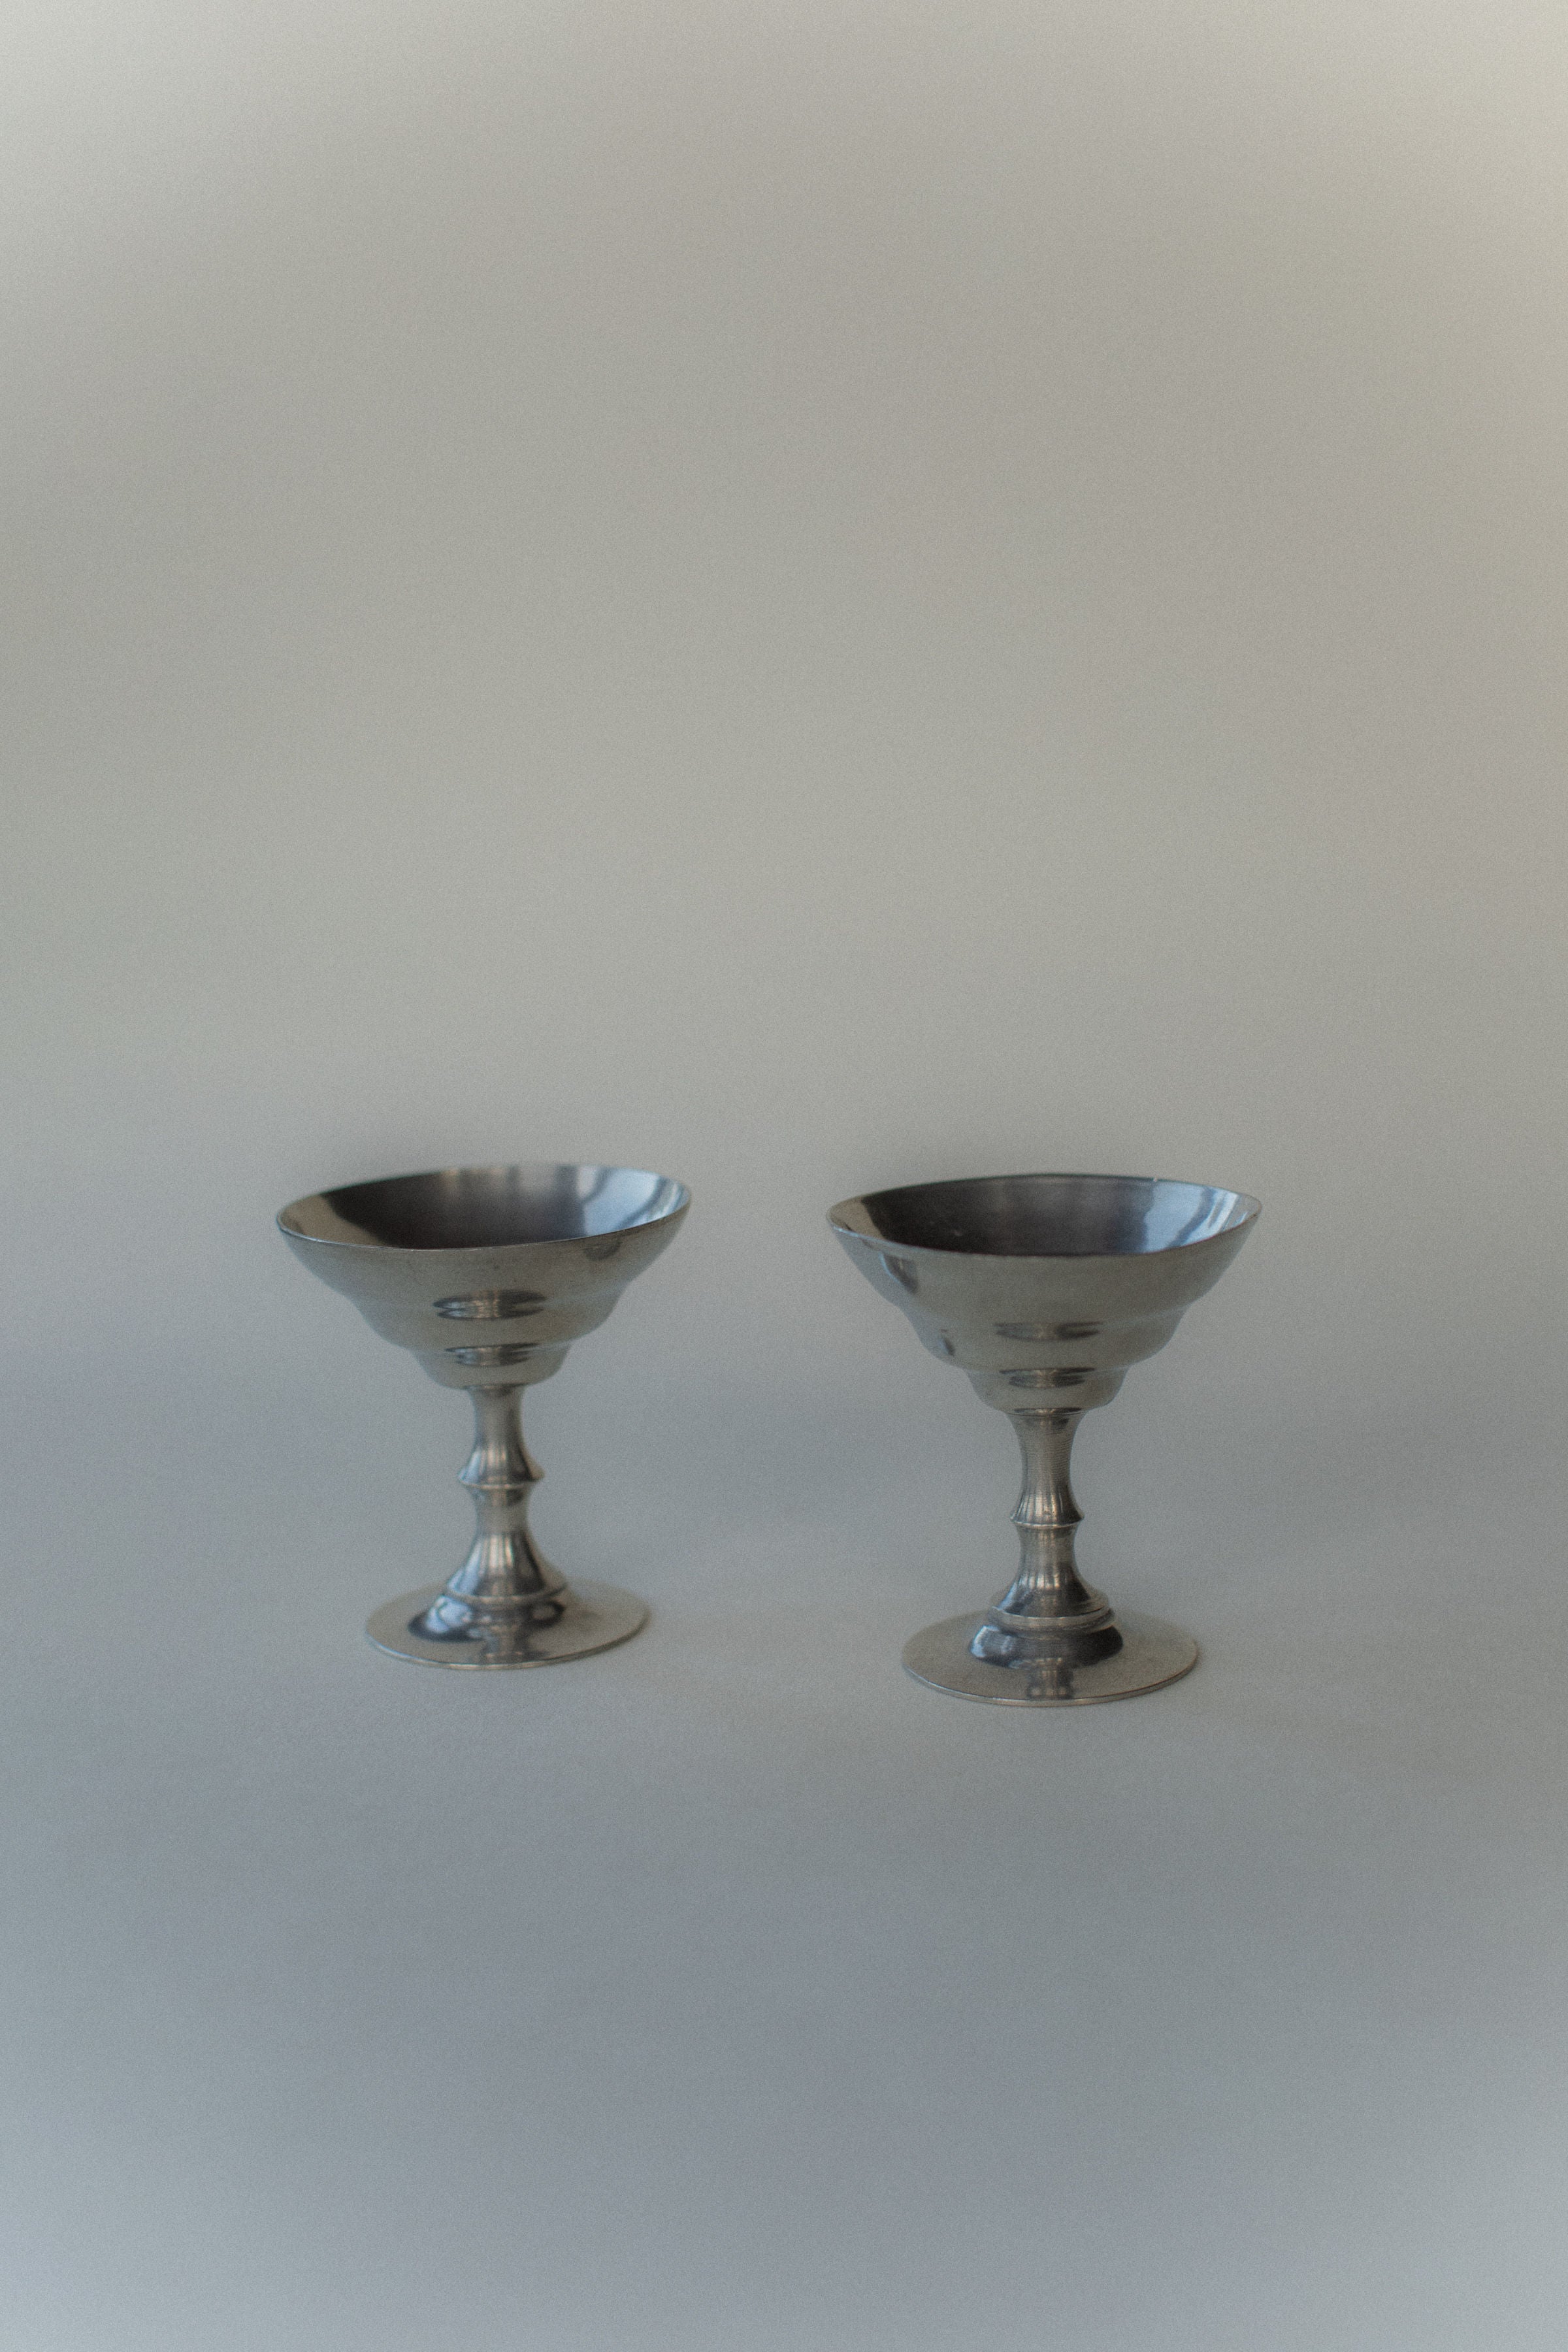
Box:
[413,1386,567,1648]
[985,1408,1113,1643]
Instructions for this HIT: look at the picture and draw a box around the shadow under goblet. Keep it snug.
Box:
[829,1173,1259,1705]
[278,1162,689,1666]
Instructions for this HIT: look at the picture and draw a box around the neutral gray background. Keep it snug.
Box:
[4,3,1567,2345]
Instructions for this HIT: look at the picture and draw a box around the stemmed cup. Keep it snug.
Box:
[830,1172,1258,1703]
[279,1162,689,1665]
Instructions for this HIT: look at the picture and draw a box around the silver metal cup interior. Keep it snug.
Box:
[279,1162,690,1666]
[828,1172,1259,1705]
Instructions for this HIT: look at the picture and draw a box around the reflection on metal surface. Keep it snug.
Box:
[365,1579,649,1669]
[442,1343,540,1368]
[829,1172,1259,1706]
[903,1610,1196,1706]
[434,1291,546,1320]
[279,1162,689,1667]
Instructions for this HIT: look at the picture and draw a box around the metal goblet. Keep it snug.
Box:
[828,1173,1260,1705]
[278,1162,689,1666]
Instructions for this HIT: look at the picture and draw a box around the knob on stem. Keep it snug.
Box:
[414,1386,568,1658]
[969,1408,1117,1665]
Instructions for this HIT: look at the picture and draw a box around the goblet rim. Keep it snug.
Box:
[828,1170,1260,1262]
[278,1161,691,1254]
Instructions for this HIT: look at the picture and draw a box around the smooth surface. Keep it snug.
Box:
[839,1172,1258,1257]
[367,1578,648,1666]
[282,1163,687,1251]
[903,1608,1198,1704]
[832,1171,1254,1697]
[6,0,1568,2342]
[281,1163,687,1660]
[278,1163,691,1390]
[5,1428,1568,2352]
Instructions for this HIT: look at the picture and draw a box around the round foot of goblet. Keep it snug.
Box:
[366,1580,648,1668]
[902,1609,1197,1705]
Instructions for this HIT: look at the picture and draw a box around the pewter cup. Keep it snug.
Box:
[279,1162,689,1666]
[829,1173,1259,1705]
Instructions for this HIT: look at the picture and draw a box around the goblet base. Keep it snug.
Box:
[366,1580,648,1668]
[902,1609,1197,1705]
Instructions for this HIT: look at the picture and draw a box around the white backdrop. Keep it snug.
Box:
[4,5,1567,2346]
